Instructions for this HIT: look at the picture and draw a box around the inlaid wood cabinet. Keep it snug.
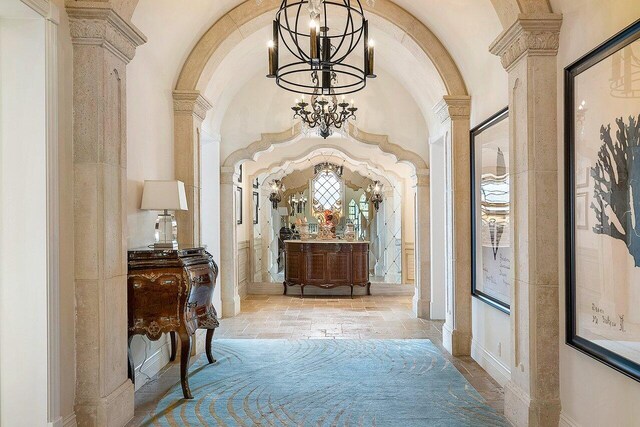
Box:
[284,241,370,297]
[127,247,219,399]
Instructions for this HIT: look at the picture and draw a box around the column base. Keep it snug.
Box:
[75,380,134,427]
[222,295,241,318]
[504,381,561,427]
[442,323,471,356]
[412,295,431,319]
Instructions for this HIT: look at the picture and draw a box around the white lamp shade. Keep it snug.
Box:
[141,180,188,211]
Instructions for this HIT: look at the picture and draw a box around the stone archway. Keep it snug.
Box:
[170,1,473,368]
[217,125,431,319]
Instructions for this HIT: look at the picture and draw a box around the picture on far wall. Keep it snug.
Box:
[235,186,243,225]
[253,191,259,224]
[471,107,511,314]
[565,19,640,382]
[237,164,243,183]
[253,177,259,189]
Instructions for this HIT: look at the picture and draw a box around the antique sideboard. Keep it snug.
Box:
[283,240,370,297]
[127,247,219,399]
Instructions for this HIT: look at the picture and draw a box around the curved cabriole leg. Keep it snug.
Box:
[367,282,372,296]
[300,285,304,299]
[169,331,177,362]
[350,285,354,299]
[178,331,193,399]
[283,281,287,295]
[206,329,216,364]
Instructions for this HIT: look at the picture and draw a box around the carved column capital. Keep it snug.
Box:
[415,170,430,187]
[220,167,235,185]
[66,3,146,64]
[489,13,562,71]
[433,96,471,124]
[173,90,213,121]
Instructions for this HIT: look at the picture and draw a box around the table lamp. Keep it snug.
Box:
[141,180,188,249]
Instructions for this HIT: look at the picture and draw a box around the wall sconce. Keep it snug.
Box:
[269,180,285,209]
[367,180,384,211]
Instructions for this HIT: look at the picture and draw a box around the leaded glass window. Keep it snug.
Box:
[313,171,342,210]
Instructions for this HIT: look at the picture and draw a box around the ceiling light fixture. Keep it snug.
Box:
[267,0,377,96]
[292,94,357,138]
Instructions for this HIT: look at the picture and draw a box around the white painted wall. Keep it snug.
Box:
[201,129,222,310]
[552,1,640,425]
[0,5,48,425]
[429,135,447,320]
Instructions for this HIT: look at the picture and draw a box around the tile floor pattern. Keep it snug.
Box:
[130,295,504,425]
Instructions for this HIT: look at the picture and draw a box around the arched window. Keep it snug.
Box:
[359,193,369,220]
[313,170,342,210]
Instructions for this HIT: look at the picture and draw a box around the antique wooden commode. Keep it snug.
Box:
[127,247,219,399]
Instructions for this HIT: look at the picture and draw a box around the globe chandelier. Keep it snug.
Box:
[267,0,377,96]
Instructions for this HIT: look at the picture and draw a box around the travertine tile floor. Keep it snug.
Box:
[130,295,504,425]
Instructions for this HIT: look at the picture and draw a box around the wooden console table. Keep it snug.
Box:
[127,247,219,399]
[283,240,370,298]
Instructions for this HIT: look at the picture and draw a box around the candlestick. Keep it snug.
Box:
[267,40,277,77]
[310,20,319,61]
[367,40,375,78]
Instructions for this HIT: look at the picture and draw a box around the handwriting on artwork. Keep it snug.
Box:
[591,303,626,332]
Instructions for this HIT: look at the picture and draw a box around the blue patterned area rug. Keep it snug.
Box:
[141,339,507,426]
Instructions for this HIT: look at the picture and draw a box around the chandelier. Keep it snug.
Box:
[267,0,377,96]
[292,93,357,138]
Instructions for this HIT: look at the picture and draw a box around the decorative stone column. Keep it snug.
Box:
[413,170,431,318]
[173,90,212,247]
[67,4,146,426]
[434,95,472,356]
[220,167,241,317]
[490,14,562,427]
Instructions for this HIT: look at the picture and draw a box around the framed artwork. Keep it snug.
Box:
[471,107,511,314]
[235,186,243,225]
[237,164,243,183]
[253,178,259,189]
[253,191,259,224]
[565,19,640,382]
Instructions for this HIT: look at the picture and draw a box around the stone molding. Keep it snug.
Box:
[489,13,562,70]
[223,124,428,171]
[175,0,467,97]
[433,96,471,124]
[66,2,147,63]
[173,90,213,121]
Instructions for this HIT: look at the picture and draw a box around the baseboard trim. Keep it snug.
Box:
[559,412,581,427]
[248,282,415,296]
[62,413,77,427]
[471,339,510,386]
[134,340,171,390]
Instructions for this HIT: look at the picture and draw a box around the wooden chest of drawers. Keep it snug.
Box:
[283,241,370,297]
[127,247,219,399]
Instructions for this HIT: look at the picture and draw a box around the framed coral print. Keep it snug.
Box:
[565,19,640,382]
[471,107,511,314]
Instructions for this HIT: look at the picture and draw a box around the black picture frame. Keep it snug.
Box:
[236,186,243,225]
[253,178,259,189]
[565,19,640,383]
[253,191,259,224]
[471,107,510,315]
[238,164,243,183]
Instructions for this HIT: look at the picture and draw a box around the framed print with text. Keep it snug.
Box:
[471,107,511,314]
[565,19,640,382]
